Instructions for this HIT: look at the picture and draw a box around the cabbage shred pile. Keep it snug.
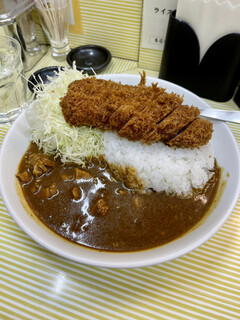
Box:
[26,66,104,165]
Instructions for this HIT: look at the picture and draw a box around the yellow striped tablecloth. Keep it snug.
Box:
[1,51,240,320]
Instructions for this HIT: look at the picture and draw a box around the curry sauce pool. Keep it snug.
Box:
[16,142,220,252]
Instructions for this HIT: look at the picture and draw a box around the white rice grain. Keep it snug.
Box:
[102,131,215,196]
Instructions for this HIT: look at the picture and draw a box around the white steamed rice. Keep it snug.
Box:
[102,131,215,196]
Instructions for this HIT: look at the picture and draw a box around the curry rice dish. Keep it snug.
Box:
[17,142,220,252]
[16,74,220,252]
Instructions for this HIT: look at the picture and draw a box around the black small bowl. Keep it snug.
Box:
[28,66,65,93]
[67,45,111,75]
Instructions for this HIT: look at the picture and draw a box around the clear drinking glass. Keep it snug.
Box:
[0,36,27,124]
[35,0,70,61]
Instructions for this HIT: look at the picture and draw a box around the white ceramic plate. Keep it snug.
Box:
[1,74,240,268]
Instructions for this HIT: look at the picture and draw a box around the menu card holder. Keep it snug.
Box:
[159,10,240,102]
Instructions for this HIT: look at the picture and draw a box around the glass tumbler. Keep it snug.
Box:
[0,36,27,124]
[35,0,70,61]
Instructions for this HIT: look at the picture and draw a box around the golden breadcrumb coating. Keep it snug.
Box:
[118,92,183,141]
[143,105,200,143]
[167,118,213,148]
[60,73,213,148]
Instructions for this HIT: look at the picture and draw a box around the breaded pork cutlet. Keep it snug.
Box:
[61,78,125,128]
[61,74,166,130]
[60,73,213,148]
[108,104,136,130]
[167,118,213,148]
[108,82,165,130]
[118,92,183,141]
[143,105,200,143]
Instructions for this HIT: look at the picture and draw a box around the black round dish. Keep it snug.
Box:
[28,66,65,93]
[67,45,111,74]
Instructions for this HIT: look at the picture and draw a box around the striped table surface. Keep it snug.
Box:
[1,50,240,320]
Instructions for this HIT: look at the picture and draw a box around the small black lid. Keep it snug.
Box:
[28,66,65,93]
[67,45,111,75]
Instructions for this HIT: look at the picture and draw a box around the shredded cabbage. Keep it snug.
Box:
[26,66,104,165]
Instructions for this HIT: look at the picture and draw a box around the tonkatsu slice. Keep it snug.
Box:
[60,74,213,148]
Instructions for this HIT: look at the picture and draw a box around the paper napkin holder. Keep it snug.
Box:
[159,11,240,102]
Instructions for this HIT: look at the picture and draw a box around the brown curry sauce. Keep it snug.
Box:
[17,142,220,252]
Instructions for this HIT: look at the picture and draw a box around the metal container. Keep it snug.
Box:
[0,0,46,71]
